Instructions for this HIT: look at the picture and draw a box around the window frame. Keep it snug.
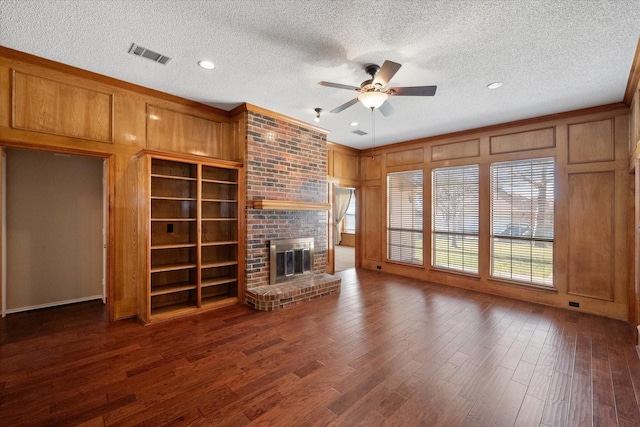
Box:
[490,157,555,287]
[386,169,424,266]
[431,164,480,275]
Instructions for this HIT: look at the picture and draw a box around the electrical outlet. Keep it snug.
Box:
[167,223,174,233]
[569,301,579,308]
[376,265,382,270]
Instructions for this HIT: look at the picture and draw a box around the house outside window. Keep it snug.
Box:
[490,158,554,286]
[387,170,423,265]
[432,165,479,274]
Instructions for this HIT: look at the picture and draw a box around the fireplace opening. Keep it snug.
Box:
[270,238,314,285]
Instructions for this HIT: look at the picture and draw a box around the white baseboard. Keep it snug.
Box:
[4,295,104,314]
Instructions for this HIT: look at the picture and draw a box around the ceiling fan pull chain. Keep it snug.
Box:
[371,107,375,159]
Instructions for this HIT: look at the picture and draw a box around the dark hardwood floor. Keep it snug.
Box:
[2,269,640,426]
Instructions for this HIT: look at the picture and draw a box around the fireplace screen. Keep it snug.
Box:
[270,238,314,284]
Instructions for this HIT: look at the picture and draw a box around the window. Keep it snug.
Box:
[343,193,356,233]
[387,170,423,265]
[432,165,479,274]
[491,158,554,286]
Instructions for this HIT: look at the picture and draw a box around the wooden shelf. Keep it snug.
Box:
[151,196,197,201]
[151,243,197,250]
[201,241,237,247]
[202,217,238,221]
[151,174,197,181]
[202,179,237,185]
[200,296,239,309]
[151,283,197,296]
[250,200,330,211]
[151,217,197,222]
[151,263,197,273]
[201,260,238,269]
[202,277,237,288]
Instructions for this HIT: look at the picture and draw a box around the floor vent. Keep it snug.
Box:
[128,43,171,65]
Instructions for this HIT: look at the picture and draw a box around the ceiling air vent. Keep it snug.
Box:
[128,43,171,65]
[352,129,368,136]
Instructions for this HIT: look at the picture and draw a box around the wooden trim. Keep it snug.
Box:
[137,149,243,169]
[249,200,330,211]
[624,37,640,105]
[365,103,629,156]
[327,141,361,155]
[238,103,331,135]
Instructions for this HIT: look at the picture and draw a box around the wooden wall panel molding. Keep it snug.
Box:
[568,118,615,164]
[489,127,555,155]
[361,185,383,262]
[12,70,113,143]
[631,91,640,155]
[567,171,615,301]
[431,139,480,161]
[146,104,232,159]
[386,148,424,167]
[360,153,381,181]
[331,150,359,181]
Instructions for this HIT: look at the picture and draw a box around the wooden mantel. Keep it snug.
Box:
[250,200,330,211]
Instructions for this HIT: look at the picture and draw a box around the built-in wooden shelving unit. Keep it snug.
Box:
[139,151,243,323]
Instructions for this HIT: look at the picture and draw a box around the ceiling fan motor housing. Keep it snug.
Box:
[365,64,381,78]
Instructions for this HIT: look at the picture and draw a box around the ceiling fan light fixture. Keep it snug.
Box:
[314,107,322,123]
[358,91,388,109]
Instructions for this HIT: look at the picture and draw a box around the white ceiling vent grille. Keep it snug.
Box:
[128,43,171,65]
[352,129,368,136]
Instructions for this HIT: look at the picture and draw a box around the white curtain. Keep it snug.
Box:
[334,187,353,245]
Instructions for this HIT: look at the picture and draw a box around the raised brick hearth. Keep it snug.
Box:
[245,273,340,311]
[244,110,340,310]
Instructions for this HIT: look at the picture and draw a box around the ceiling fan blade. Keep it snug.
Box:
[379,101,395,117]
[388,85,437,96]
[317,81,360,91]
[330,98,360,114]
[373,60,402,86]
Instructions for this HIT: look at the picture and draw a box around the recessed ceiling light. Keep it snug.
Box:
[487,81,503,89]
[350,122,358,126]
[198,60,215,70]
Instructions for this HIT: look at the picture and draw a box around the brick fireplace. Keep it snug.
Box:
[244,110,340,310]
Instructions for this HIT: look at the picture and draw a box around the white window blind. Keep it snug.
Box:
[387,170,423,265]
[432,165,479,274]
[490,158,554,286]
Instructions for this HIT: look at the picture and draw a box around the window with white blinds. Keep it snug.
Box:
[387,170,423,265]
[490,158,554,286]
[432,165,479,274]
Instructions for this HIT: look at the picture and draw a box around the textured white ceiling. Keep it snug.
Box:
[1,0,639,149]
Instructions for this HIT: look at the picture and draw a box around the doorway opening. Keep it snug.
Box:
[1,147,107,322]
[334,186,355,272]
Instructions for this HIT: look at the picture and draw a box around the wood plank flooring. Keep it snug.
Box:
[2,269,640,426]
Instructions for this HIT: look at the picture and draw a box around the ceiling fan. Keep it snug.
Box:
[318,60,437,117]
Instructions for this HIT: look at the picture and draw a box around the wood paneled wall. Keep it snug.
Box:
[350,105,632,321]
[0,47,244,321]
[628,51,640,326]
